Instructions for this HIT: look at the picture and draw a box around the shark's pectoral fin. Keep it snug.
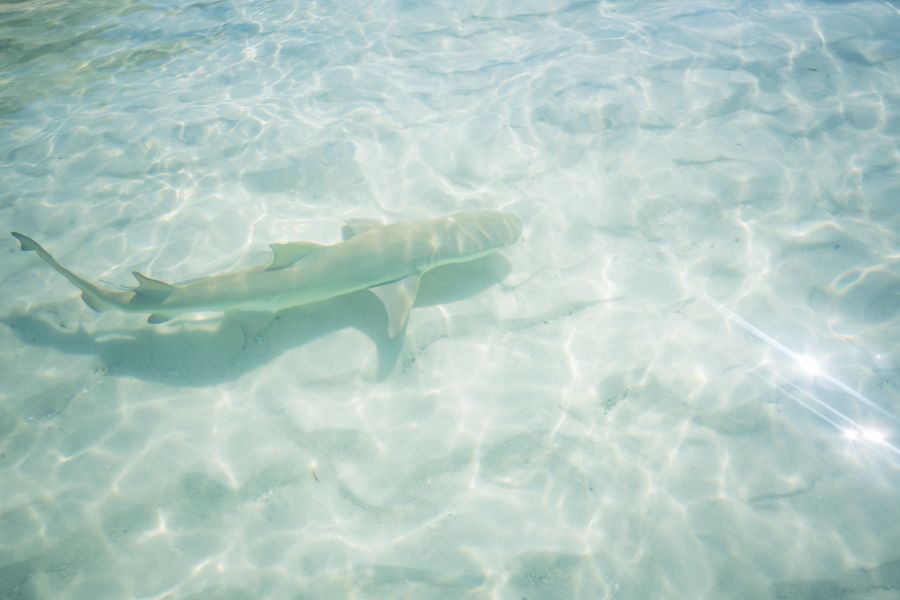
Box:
[147,313,174,324]
[267,241,325,270]
[371,275,421,338]
[132,272,174,301]
[341,219,383,241]
[81,291,104,312]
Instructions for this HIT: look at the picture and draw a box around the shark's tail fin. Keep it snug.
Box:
[11,232,42,253]
[11,231,131,311]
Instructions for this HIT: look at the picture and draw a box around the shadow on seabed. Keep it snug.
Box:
[3,254,512,385]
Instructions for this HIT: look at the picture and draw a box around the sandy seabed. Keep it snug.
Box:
[1,1,899,598]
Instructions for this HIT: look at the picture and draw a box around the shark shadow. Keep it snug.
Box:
[3,254,512,385]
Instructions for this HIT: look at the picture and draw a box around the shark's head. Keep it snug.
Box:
[429,211,522,267]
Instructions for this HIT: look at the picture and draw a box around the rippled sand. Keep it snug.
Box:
[1,1,899,598]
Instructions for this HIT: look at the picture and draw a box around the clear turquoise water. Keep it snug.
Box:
[2,1,899,598]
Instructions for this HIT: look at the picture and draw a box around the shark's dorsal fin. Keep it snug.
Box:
[132,272,174,301]
[341,219,383,241]
[370,275,420,338]
[267,241,324,271]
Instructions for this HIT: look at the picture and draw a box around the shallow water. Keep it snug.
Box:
[2,0,899,598]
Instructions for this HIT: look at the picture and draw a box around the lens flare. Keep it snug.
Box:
[797,355,822,377]
[683,285,900,464]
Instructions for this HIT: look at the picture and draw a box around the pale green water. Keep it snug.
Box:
[1,1,899,598]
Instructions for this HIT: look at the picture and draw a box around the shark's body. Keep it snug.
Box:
[11,211,522,336]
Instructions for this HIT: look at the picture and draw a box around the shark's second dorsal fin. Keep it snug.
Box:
[132,272,174,301]
[267,241,324,271]
[341,219,383,241]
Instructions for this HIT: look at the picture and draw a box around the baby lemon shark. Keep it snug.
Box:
[11,211,522,337]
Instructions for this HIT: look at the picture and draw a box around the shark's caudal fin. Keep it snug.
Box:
[10,232,42,253]
[11,232,131,311]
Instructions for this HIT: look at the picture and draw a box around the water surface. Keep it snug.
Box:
[1,1,899,598]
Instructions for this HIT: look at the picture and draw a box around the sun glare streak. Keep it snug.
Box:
[679,283,900,464]
[843,429,860,441]
[689,286,898,426]
[749,368,900,462]
[860,428,888,445]
[749,367,853,430]
[841,426,900,461]
[796,354,822,377]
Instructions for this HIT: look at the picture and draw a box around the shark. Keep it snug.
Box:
[10,210,522,337]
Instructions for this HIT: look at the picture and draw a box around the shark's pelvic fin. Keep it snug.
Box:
[267,241,325,270]
[341,219,383,241]
[132,272,174,301]
[370,275,421,338]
